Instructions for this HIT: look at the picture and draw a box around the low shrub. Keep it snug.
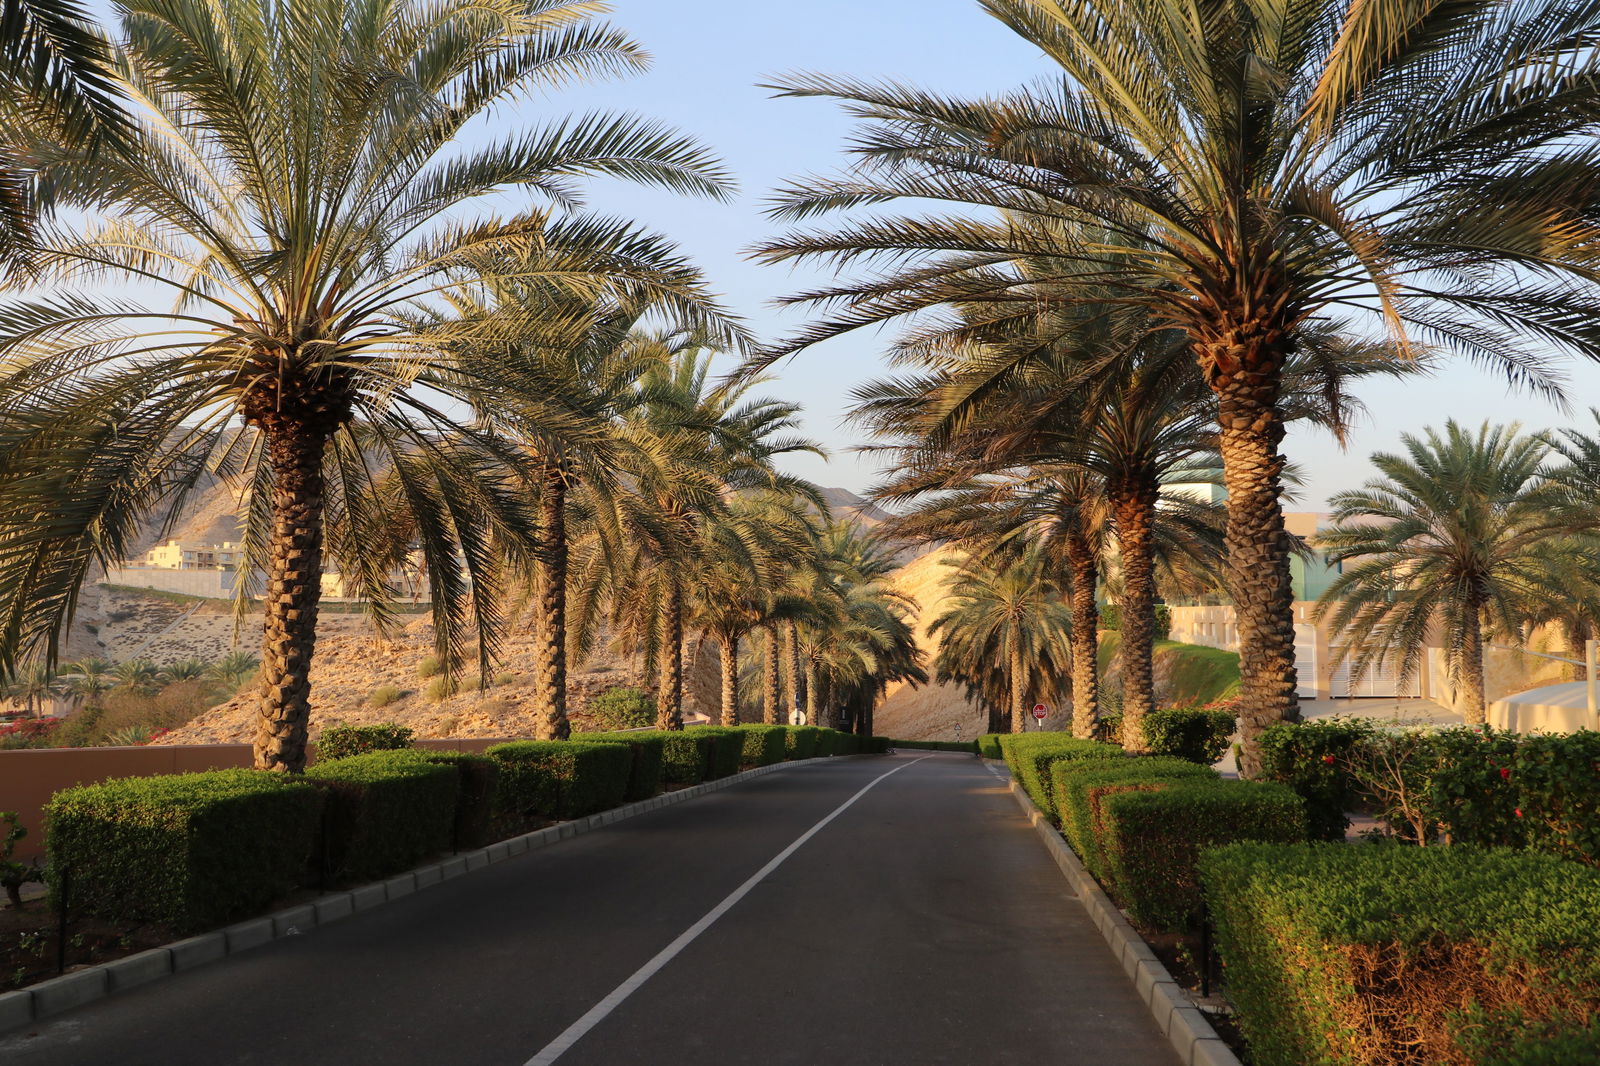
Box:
[889,739,978,753]
[1051,757,1216,878]
[587,686,656,731]
[690,727,746,779]
[865,736,891,754]
[367,685,403,708]
[416,655,442,679]
[487,740,631,820]
[317,722,414,761]
[424,676,457,702]
[976,733,1003,759]
[996,733,1125,820]
[1257,718,1374,840]
[1141,708,1235,765]
[45,770,322,929]
[1100,780,1304,930]
[1503,730,1600,864]
[733,725,787,768]
[583,732,667,801]
[1199,843,1600,1066]
[306,751,459,883]
[657,731,707,785]
[785,725,821,760]
[414,751,499,849]
[817,729,861,755]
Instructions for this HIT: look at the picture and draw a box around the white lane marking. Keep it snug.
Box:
[521,754,937,1066]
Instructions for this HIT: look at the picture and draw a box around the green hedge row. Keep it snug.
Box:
[306,751,460,884]
[733,724,788,768]
[487,740,632,820]
[582,733,667,802]
[977,733,1003,759]
[45,770,323,930]
[1051,757,1218,880]
[888,739,978,753]
[1141,708,1235,764]
[1200,843,1600,1066]
[316,723,414,761]
[995,733,1125,820]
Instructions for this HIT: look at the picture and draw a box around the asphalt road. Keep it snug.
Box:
[1,753,1179,1066]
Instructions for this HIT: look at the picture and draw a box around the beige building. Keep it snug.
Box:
[142,539,244,570]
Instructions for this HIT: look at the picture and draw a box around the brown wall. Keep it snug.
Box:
[0,738,513,862]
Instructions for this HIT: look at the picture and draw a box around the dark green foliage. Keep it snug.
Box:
[583,733,666,801]
[785,725,821,760]
[487,741,632,820]
[977,733,1003,758]
[316,722,415,760]
[1100,780,1304,930]
[1051,757,1217,878]
[1458,1014,1600,1066]
[996,733,1125,820]
[1098,602,1170,640]
[818,729,861,755]
[865,736,891,754]
[1422,727,1525,847]
[689,727,745,778]
[656,731,707,784]
[414,751,499,849]
[889,739,978,753]
[306,751,459,883]
[1257,719,1374,840]
[1505,731,1600,864]
[1199,844,1600,1066]
[1,810,42,907]
[45,770,323,929]
[732,725,787,767]
[587,686,656,731]
[1141,708,1235,764]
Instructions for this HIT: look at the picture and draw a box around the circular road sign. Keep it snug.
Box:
[1032,703,1049,720]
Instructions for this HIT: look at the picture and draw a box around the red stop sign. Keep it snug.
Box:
[1032,703,1048,720]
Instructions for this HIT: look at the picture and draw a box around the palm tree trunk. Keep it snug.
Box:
[785,621,805,718]
[532,461,570,741]
[1460,594,1488,723]
[762,626,782,724]
[1066,529,1099,739]
[718,632,740,726]
[987,703,1004,734]
[1215,370,1300,776]
[1112,479,1158,753]
[805,658,820,726]
[1009,643,1027,734]
[656,581,684,730]
[252,424,333,772]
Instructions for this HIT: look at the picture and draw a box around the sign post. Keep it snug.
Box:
[1032,703,1048,730]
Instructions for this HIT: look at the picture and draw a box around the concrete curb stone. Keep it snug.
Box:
[0,752,844,1035]
[986,761,1245,1066]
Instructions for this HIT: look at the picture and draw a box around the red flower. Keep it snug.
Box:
[1515,808,1524,818]
[1500,767,1511,780]
[1322,754,1336,765]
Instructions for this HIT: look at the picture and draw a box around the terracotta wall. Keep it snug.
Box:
[0,738,512,862]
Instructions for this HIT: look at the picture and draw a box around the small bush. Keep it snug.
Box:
[487,740,631,820]
[733,725,787,768]
[785,725,821,760]
[317,722,414,761]
[657,731,707,784]
[890,739,978,753]
[587,686,656,731]
[414,751,499,849]
[305,751,458,883]
[424,676,457,702]
[996,733,1126,820]
[690,727,746,779]
[1199,843,1600,1066]
[815,729,861,756]
[45,770,322,929]
[367,685,404,709]
[1100,780,1304,930]
[866,736,891,754]
[1257,718,1374,840]
[583,732,666,801]
[416,655,442,679]
[1052,756,1216,878]
[977,733,1004,759]
[1141,708,1235,764]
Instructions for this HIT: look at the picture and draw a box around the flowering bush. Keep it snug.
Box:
[0,717,63,749]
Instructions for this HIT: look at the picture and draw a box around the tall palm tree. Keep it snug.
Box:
[4,663,64,716]
[1314,422,1560,722]
[0,0,734,771]
[754,0,1600,773]
[927,550,1072,734]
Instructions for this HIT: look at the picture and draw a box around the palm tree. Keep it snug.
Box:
[1314,422,1560,722]
[60,656,113,703]
[927,550,1071,734]
[110,658,158,695]
[158,659,210,685]
[4,664,64,717]
[754,0,1600,773]
[0,0,734,771]
[205,652,259,693]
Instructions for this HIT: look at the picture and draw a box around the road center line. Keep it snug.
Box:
[520,754,937,1066]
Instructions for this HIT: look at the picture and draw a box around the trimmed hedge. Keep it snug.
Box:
[866,736,891,754]
[733,725,788,768]
[996,733,1125,821]
[415,751,499,849]
[583,732,667,801]
[1199,843,1600,1066]
[306,751,459,883]
[977,733,1004,759]
[316,722,414,760]
[657,731,707,784]
[45,770,322,930]
[1257,718,1374,840]
[486,740,631,820]
[689,727,746,779]
[785,726,821,760]
[889,739,978,753]
[1100,780,1304,930]
[1051,757,1216,879]
[1141,708,1235,764]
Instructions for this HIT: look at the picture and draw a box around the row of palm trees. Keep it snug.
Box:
[2,652,259,716]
